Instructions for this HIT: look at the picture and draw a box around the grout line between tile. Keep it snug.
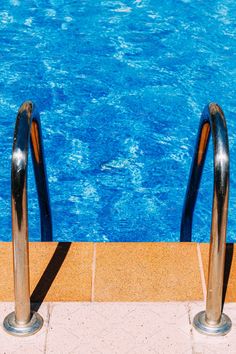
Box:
[186,302,194,353]
[91,243,97,302]
[197,243,207,301]
[43,302,52,354]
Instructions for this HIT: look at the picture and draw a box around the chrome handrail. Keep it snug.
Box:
[181,103,231,336]
[3,101,52,336]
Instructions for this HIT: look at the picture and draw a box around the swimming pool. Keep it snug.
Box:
[0,0,236,242]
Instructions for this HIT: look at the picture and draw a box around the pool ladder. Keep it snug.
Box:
[3,101,52,336]
[3,101,232,337]
[181,103,232,335]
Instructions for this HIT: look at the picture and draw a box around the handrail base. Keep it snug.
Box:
[3,311,43,337]
[193,310,231,336]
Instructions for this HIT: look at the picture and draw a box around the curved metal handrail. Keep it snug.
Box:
[3,101,52,336]
[181,103,231,335]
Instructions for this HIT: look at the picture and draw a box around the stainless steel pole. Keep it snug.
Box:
[181,103,231,336]
[3,101,52,336]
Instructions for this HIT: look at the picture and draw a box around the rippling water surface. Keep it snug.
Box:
[1,0,236,242]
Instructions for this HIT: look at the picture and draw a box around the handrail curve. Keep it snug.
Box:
[181,103,231,335]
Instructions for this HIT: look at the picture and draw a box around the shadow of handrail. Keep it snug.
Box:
[222,243,234,307]
[31,242,71,313]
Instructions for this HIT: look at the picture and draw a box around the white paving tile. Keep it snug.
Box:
[46,302,192,354]
[2,302,236,353]
[0,302,49,354]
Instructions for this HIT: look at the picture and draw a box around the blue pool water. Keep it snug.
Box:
[1,1,236,242]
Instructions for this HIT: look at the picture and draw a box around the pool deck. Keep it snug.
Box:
[0,242,236,353]
[1,301,236,353]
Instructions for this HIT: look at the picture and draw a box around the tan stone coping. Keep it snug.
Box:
[0,242,235,302]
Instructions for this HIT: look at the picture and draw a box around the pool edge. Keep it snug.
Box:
[0,242,235,302]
